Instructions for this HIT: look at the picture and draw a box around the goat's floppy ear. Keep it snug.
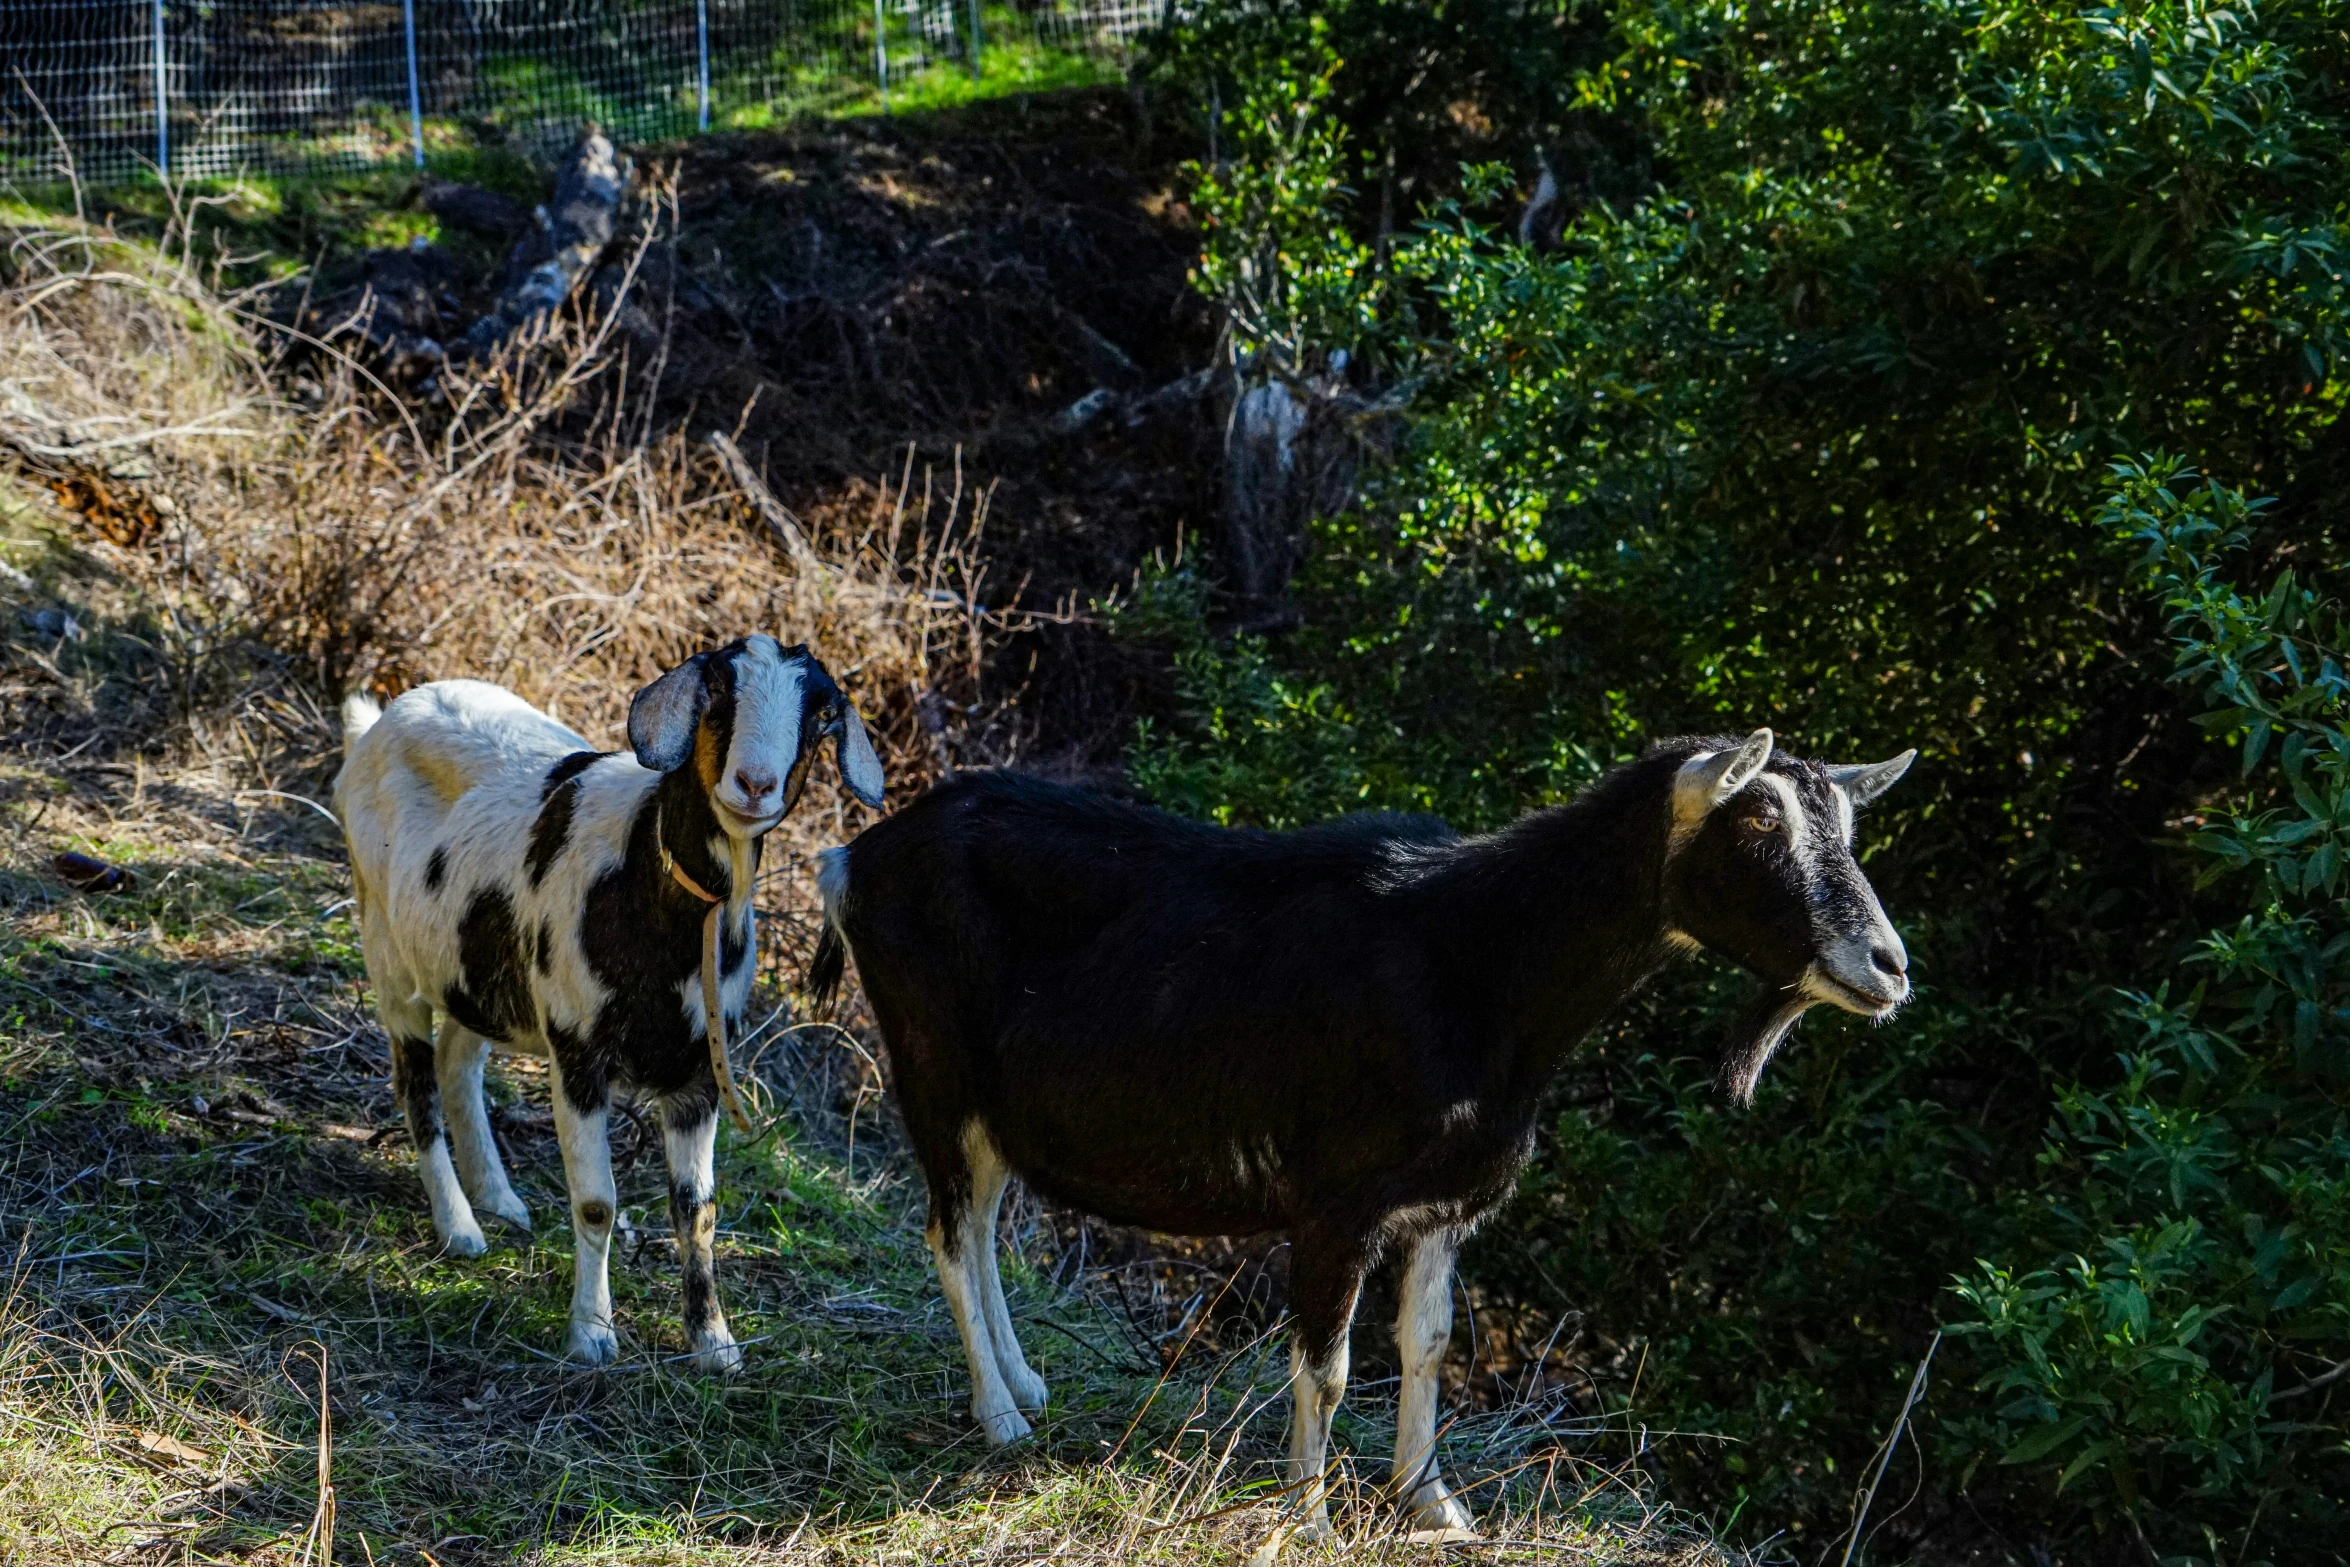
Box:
[834,701,885,807]
[1826,749,1917,806]
[627,652,711,773]
[1676,728,1775,815]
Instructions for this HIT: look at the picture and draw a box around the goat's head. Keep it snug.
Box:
[1657,729,1915,1103]
[626,636,885,838]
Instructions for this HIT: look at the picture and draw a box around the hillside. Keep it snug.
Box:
[0,90,1723,1566]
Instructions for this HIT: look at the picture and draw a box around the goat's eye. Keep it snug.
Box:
[1746,812,1781,833]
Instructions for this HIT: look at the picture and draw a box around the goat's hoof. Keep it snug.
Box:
[483,1192,533,1232]
[1406,1494,1477,1537]
[1403,1526,1481,1545]
[976,1405,1032,1445]
[692,1329,744,1377]
[441,1225,489,1260]
[1007,1368,1048,1412]
[565,1321,620,1366]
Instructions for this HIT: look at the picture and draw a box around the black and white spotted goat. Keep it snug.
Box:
[336,637,883,1373]
[808,730,1911,1541]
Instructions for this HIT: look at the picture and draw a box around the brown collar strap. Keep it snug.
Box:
[656,814,754,1135]
[657,813,722,905]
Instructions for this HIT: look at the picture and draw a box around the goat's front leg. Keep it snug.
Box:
[661,1092,742,1375]
[1394,1228,1477,1537]
[547,1057,619,1365]
[436,1019,531,1233]
[1253,1235,1365,1564]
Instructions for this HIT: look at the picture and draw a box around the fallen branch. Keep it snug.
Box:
[3,418,264,458]
[456,126,634,359]
[705,430,824,574]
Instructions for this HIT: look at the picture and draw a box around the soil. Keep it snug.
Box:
[297,85,1227,780]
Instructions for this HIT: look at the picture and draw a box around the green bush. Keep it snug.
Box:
[1135,1,2350,1558]
[1949,458,2350,1551]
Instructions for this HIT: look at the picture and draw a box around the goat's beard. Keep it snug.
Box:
[1720,990,1819,1106]
[727,832,757,914]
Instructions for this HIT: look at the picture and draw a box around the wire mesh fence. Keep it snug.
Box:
[2,0,1167,188]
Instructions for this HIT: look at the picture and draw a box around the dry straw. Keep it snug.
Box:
[2,164,1021,824]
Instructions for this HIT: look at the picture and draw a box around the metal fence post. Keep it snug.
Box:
[151,0,168,177]
[874,0,889,110]
[967,0,982,78]
[402,0,425,169]
[696,0,712,131]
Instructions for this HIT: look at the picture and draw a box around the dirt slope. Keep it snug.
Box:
[658,90,1225,763]
[272,87,1223,775]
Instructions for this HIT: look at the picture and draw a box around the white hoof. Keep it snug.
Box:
[976,1403,1032,1445]
[692,1324,744,1376]
[1005,1365,1048,1413]
[441,1224,489,1260]
[1407,1491,1476,1536]
[1247,1514,1330,1567]
[565,1318,620,1366]
[482,1189,533,1232]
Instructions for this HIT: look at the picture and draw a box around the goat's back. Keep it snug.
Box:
[338,680,588,827]
[832,772,1473,1231]
[846,770,1449,952]
[335,679,596,909]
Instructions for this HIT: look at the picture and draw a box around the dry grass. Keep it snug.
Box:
[4,171,1020,774]
[0,178,1734,1566]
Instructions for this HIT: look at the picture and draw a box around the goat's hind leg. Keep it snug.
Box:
[968,1131,1047,1413]
[1393,1228,1477,1538]
[437,1019,530,1232]
[925,1146,1031,1444]
[383,996,487,1258]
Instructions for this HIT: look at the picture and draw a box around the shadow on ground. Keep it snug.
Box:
[0,749,1704,1566]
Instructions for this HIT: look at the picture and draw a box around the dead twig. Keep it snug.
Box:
[1830,1330,1941,1567]
[706,429,824,573]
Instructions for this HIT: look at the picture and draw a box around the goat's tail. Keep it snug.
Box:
[804,846,852,1018]
[340,691,384,747]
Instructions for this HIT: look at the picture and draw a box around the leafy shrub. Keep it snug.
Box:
[1950,458,2350,1553]
[1136,1,2350,1558]
[1148,0,1630,225]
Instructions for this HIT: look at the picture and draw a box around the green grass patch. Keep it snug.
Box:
[722,28,1119,126]
[5,26,1126,222]
[0,780,1709,1563]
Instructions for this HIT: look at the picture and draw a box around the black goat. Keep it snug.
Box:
[808,729,1912,1542]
